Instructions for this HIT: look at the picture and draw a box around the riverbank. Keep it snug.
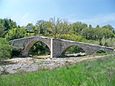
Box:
[0,54,114,74]
[0,54,115,86]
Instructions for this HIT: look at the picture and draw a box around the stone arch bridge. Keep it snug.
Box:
[10,36,114,58]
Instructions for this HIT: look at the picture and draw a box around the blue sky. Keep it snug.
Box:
[0,0,115,27]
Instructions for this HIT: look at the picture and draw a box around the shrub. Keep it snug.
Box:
[58,34,85,42]
[0,38,12,61]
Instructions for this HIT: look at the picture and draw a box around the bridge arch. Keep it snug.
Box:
[61,45,85,56]
[21,38,51,56]
[29,41,50,56]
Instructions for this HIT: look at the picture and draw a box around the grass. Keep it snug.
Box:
[0,55,115,86]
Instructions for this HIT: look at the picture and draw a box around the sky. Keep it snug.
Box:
[0,0,115,27]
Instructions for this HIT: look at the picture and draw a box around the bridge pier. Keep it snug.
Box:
[51,39,63,58]
[21,51,28,57]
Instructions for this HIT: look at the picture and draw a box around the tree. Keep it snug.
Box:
[81,28,96,40]
[34,20,50,36]
[26,23,35,32]
[0,24,5,37]
[71,22,87,35]
[0,18,17,37]
[0,38,12,61]
[89,24,93,29]
[48,18,70,38]
[5,27,27,40]
[94,27,114,45]
[102,25,114,31]
[101,27,114,39]
[34,18,70,38]
[3,18,17,31]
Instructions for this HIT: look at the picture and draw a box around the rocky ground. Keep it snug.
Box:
[0,55,112,74]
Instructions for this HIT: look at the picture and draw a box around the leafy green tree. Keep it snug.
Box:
[5,27,27,40]
[71,22,87,35]
[34,20,50,36]
[34,18,70,38]
[81,28,96,40]
[82,25,114,42]
[48,18,70,38]
[0,18,17,37]
[3,19,11,31]
[102,25,114,31]
[0,24,5,37]
[59,34,85,42]
[101,27,114,39]
[3,18,17,31]
[0,38,12,60]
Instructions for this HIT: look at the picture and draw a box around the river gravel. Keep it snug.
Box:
[0,55,110,74]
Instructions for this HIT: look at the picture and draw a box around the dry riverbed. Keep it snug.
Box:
[0,55,113,74]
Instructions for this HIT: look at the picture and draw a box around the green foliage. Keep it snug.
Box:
[5,27,27,40]
[81,25,114,46]
[71,22,87,34]
[81,28,96,40]
[102,24,114,31]
[0,38,12,60]
[58,34,85,42]
[82,27,114,40]
[0,24,4,37]
[2,18,17,31]
[45,18,70,38]
[102,28,114,38]
[33,18,71,38]
[0,18,17,37]
[33,20,50,36]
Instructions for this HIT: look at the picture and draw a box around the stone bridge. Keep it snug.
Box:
[10,36,114,58]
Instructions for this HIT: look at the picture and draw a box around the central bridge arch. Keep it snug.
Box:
[26,40,50,56]
[21,37,51,56]
[10,36,51,56]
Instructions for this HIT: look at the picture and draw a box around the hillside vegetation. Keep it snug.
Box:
[0,18,115,58]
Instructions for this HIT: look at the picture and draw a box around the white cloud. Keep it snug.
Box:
[10,13,35,26]
[18,13,30,26]
[10,13,115,27]
[79,13,115,27]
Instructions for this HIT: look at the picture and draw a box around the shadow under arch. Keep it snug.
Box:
[61,45,85,57]
[96,49,107,55]
[26,41,50,57]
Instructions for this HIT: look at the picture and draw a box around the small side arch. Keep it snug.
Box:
[96,49,107,55]
[61,45,86,57]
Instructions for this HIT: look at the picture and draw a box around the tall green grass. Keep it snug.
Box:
[0,55,115,86]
